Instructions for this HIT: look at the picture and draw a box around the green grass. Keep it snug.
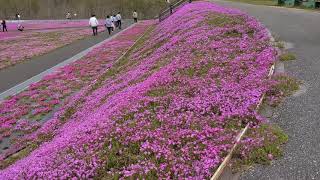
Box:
[279,52,296,61]
[275,41,285,49]
[207,14,245,27]
[147,87,169,97]
[231,124,288,171]
[226,0,320,12]
[265,74,300,107]
[226,0,277,6]
[273,74,300,96]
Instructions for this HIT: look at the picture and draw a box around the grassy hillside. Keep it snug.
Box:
[226,0,277,6]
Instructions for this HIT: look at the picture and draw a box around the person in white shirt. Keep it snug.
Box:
[133,10,138,23]
[66,12,71,20]
[105,15,113,35]
[16,13,21,21]
[112,15,117,30]
[16,13,21,24]
[116,12,122,29]
[89,14,99,36]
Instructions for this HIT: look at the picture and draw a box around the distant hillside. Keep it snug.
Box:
[0,0,167,19]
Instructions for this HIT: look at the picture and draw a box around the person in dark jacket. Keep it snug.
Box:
[1,20,7,32]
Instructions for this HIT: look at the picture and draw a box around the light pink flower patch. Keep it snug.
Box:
[0,20,105,70]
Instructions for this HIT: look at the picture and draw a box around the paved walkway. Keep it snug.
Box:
[210,1,320,179]
[0,20,133,99]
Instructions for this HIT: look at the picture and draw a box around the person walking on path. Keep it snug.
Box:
[105,15,113,35]
[17,13,21,24]
[15,13,21,21]
[111,15,116,31]
[112,15,117,28]
[133,10,138,23]
[89,15,99,36]
[17,24,24,31]
[1,20,7,32]
[116,12,122,29]
[66,12,71,20]
[166,0,173,14]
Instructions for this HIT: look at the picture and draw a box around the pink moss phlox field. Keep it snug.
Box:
[5,20,100,31]
[0,2,277,179]
[0,20,105,70]
[0,21,154,160]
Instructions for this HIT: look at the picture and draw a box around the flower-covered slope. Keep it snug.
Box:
[0,21,154,163]
[0,2,277,179]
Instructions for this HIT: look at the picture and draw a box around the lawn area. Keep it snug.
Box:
[0,1,286,179]
[226,0,277,6]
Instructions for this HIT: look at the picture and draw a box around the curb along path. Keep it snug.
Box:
[211,64,276,180]
[212,29,277,180]
[211,0,320,179]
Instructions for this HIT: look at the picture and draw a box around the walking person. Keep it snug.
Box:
[17,24,24,31]
[133,10,138,23]
[15,13,21,21]
[111,17,115,32]
[89,14,99,36]
[17,13,21,24]
[1,20,7,32]
[66,12,71,20]
[105,15,113,35]
[166,0,173,14]
[116,12,122,29]
[112,15,117,28]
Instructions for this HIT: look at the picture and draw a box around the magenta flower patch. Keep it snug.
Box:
[0,2,277,179]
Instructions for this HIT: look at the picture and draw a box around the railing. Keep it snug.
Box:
[159,0,192,22]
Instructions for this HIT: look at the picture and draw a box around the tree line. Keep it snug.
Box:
[0,0,167,19]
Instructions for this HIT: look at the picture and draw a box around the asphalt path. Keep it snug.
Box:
[0,20,133,96]
[210,1,320,179]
